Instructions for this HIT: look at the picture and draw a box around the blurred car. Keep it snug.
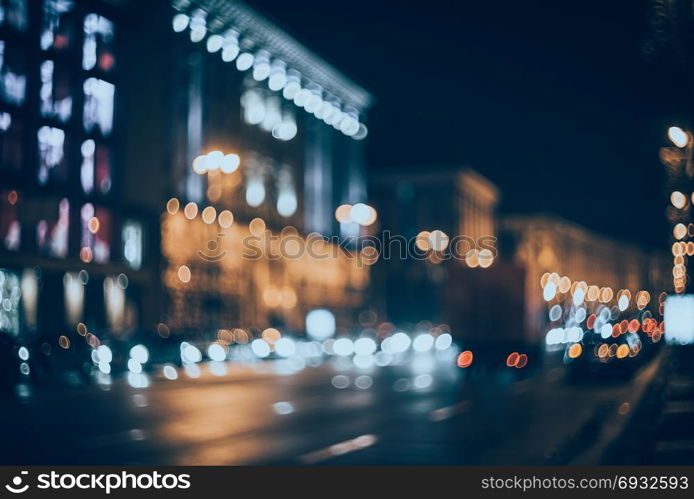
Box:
[564,334,660,383]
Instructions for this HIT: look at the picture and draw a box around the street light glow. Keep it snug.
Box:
[306,309,336,340]
[668,126,689,148]
[671,191,687,209]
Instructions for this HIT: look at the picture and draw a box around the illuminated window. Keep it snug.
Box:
[0,40,26,106]
[83,77,114,136]
[63,271,83,325]
[122,220,143,269]
[82,13,115,72]
[0,111,21,171]
[0,189,19,250]
[276,166,297,217]
[80,139,111,194]
[0,268,21,335]
[80,203,110,263]
[37,125,67,185]
[41,0,75,51]
[36,197,69,257]
[244,153,267,207]
[0,0,28,32]
[80,140,93,193]
[40,60,72,122]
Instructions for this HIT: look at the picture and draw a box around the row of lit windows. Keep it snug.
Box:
[0,266,131,336]
[0,189,143,269]
[0,1,126,266]
[0,3,115,190]
[1,81,114,188]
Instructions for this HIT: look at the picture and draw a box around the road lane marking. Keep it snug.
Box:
[663,400,694,414]
[299,434,378,464]
[429,400,471,422]
[656,440,694,453]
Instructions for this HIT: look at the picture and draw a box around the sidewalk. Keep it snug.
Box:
[599,345,694,464]
[570,352,663,465]
[474,359,661,465]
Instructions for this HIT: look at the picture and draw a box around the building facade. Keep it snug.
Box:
[369,167,499,325]
[157,0,374,338]
[370,165,669,350]
[0,0,373,345]
[0,0,156,342]
[500,214,671,345]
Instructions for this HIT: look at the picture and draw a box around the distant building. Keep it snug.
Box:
[371,164,670,351]
[499,214,670,345]
[369,167,499,325]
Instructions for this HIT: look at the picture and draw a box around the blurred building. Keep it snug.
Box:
[498,214,671,346]
[371,165,670,352]
[151,0,374,337]
[0,0,155,342]
[369,167,499,325]
[0,0,373,344]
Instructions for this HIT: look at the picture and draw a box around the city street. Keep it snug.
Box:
[0,352,661,465]
[3,0,694,478]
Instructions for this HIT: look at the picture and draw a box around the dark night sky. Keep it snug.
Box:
[248,0,690,250]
